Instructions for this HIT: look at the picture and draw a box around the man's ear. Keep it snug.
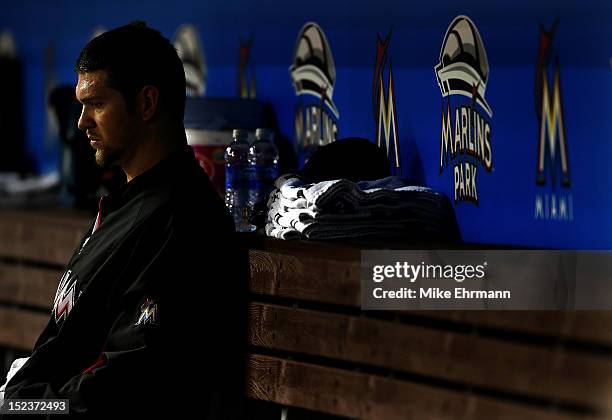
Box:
[139,85,159,122]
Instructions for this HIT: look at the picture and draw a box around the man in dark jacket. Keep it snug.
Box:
[0,22,247,418]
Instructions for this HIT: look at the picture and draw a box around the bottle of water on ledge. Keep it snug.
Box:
[248,128,279,221]
[225,129,255,232]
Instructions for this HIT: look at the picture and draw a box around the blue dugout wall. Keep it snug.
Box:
[0,0,610,249]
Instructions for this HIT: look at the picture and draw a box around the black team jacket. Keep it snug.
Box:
[2,145,248,418]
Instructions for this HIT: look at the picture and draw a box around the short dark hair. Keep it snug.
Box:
[75,22,186,124]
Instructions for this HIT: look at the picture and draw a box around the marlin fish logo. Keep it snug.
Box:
[238,34,256,99]
[535,18,570,187]
[372,29,401,170]
[135,298,159,326]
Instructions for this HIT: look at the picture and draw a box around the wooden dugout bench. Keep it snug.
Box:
[2,209,612,419]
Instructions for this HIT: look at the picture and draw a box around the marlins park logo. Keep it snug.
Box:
[290,22,339,165]
[373,29,401,173]
[174,24,207,96]
[435,16,493,205]
[534,19,573,221]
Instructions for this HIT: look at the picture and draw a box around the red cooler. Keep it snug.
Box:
[186,129,232,198]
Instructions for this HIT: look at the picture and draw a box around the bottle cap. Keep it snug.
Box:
[232,129,248,140]
[255,128,274,141]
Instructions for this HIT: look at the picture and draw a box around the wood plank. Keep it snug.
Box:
[0,209,91,229]
[249,303,612,409]
[418,311,612,347]
[247,354,591,420]
[0,214,88,265]
[0,263,60,309]
[249,250,360,307]
[248,252,612,346]
[570,312,612,344]
[0,306,49,351]
[260,236,361,261]
[239,234,362,261]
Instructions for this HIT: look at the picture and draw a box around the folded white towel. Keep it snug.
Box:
[265,175,453,240]
[265,222,301,240]
[271,175,440,210]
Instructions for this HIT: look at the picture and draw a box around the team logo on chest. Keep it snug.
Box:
[53,270,79,324]
[135,298,159,326]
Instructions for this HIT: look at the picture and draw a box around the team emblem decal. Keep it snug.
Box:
[435,15,493,206]
[135,298,159,326]
[373,29,401,173]
[533,19,573,222]
[238,34,256,99]
[290,22,339,166]
[174,24,207,97]
[53,269,79,324]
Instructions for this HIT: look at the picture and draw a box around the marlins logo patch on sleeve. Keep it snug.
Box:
[135,298,159,326]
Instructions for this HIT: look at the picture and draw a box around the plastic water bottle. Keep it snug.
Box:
[248,128,279,225]
[225,129,255,232]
